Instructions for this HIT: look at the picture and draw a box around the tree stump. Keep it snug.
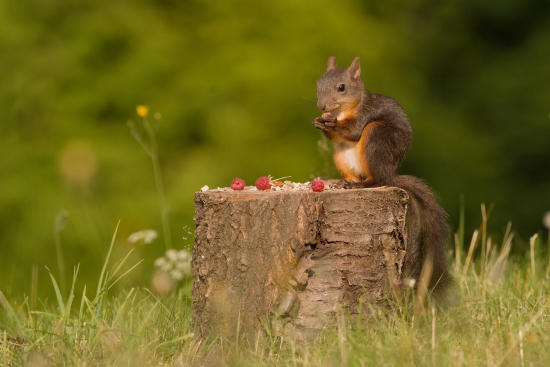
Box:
[191,186,409,340]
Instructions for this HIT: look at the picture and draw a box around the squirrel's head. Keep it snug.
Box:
[316,56,365,117]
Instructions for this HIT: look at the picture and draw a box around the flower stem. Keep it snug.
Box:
[130,113,172,250]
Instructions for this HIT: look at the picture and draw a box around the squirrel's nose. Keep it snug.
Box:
[317,102,326,111]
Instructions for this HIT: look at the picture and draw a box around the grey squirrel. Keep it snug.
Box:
[313,56,456,305]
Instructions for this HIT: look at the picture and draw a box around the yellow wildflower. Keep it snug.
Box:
[136,105,149,118]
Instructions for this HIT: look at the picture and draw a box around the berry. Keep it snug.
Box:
[311,179,324,192]
[255,176,271,191]
[231,177,245,190]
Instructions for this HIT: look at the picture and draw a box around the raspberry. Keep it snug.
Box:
[311,179,324,192]
[255,176,271,191]
[231,177,245,190]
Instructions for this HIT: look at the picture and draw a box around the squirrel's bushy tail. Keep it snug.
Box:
[393,175,458,306]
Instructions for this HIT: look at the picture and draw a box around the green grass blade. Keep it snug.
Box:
[64,264,80,320]
[82,296,102,326]
[1,330,10,364]
[114,288,136,325]
[138,302,159,337]
[153,333,194,349]
[96,220,120,300]
[44,266,65,317]
[28,311,64,319]
[105,245,138,284]
[78,284,87,324]
[458,193,465,250]
[108,259,144,290]
[143,288,171,315]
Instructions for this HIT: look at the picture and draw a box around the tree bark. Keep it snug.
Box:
[191,187,408,340]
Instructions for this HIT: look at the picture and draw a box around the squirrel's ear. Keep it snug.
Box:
[348,57,361,80]
[326,56,338,71]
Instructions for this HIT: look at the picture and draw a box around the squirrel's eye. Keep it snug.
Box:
[338,84,345,92]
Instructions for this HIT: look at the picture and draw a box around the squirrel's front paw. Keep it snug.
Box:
[312,113,336,131]
[321,112,336,127]
[312,116,328,131]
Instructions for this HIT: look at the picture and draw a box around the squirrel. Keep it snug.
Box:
[312,56,456,306]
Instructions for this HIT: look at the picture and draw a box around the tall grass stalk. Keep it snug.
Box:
[461,229,479,281]
[128,109,172,250]
[480,204,488,277]
[455,193,465,274]
[53,209,70,297]
[530,234,538,282]
[30,265,38,310]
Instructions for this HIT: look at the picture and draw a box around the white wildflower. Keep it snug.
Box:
[128,229,158,244]
[166,249,178,261]
[404,278,416,288]
[154,248,192,282]
[170,269,184,281]
[543,211,550,230]
[154,257,167,268]
[176,261,191,275]
[177,249,191,261]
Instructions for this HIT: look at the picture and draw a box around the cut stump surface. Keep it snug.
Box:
[191,186,409,340]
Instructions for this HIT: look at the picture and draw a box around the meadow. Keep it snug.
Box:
[1,207,549,366]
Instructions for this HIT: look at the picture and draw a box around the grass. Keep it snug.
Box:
[1,209,550,366]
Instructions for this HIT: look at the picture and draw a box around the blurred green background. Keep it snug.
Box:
[1,0,549,299]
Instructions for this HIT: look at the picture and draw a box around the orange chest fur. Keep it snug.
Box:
[331,122,376,182]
